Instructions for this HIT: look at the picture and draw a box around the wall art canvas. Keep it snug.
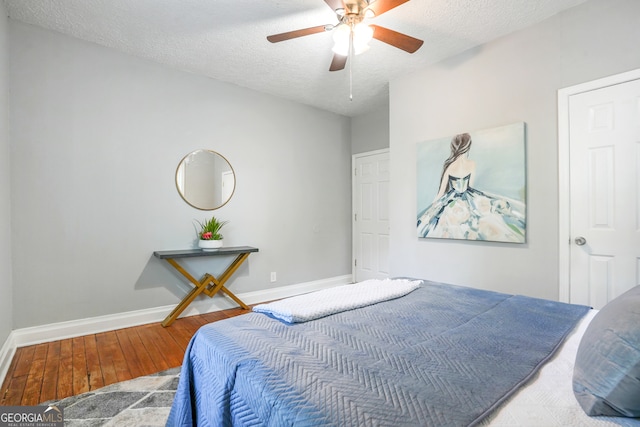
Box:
[416,122,526,243]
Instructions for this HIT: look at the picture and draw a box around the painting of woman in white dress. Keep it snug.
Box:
[416,122,526,243]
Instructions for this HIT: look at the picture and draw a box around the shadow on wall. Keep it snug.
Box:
[134,254,252,300]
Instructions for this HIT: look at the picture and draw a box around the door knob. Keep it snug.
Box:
[574,236,587,246]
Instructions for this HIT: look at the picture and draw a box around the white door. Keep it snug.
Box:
[352,150,390,282]
[221,170,235,205]
[567,77,640,308]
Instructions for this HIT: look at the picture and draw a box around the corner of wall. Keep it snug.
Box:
[0,0,14,365]
[351,103,390,155]
[0,332,16,387]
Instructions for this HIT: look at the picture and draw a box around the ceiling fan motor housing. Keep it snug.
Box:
[338,1,375,22]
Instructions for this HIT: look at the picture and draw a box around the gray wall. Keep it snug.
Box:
[9,22,352,329]
[389,0,640,300]
[0,2,11,348]
[351,104,389,154]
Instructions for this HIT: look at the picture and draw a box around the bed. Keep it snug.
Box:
[167,279,640,426]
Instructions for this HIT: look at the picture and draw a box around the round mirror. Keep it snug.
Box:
[175,149,235,210]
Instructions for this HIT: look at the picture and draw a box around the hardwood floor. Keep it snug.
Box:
[0,307,249,406]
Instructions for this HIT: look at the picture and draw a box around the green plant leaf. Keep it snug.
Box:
[195,216,229,240]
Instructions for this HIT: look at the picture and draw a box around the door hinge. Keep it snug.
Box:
[354,259,357,267]
[354,213,357,221]
[354,167,357,176]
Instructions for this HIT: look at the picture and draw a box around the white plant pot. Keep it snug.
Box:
[198,239,223,251]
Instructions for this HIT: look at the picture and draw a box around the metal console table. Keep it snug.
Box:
[153,246,259,327]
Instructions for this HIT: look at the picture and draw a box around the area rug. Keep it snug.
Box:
[44,367,179,426]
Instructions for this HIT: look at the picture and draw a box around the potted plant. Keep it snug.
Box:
[195,216,229,251]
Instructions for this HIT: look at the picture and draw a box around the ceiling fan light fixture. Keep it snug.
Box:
[266,0,423,74]
[332,22,373,56]
[332,43,369,56]
[332,23,350,42]
[332,44,348,56]
[353,22,373,44]
[331,23,349,55]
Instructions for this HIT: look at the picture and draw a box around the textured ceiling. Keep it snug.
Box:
[4,0,587,116]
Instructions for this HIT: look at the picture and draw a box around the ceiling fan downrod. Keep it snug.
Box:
[349,28,354,101]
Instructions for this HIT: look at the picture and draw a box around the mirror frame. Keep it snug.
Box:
[175,149,236,211]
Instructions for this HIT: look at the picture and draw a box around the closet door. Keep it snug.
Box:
[568,78,640,308]
[353,150,390,282]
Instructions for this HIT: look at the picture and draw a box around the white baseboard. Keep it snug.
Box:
[0,274,351,386]
[0,332,16,390]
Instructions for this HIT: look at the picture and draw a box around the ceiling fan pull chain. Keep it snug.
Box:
[349,26,354,101]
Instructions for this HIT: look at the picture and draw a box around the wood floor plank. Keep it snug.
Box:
[136,325,172,372]
[57,339,74,401]
[169,316,206,351]
[114,328,147,379]
[71,336,89,396]
[201,311,234,324]
[94,331,125,385]
[21,343,48,405]
[185,314,210,327]
[13,345,36,377]
[160,323,190,355]
[144,326,184,368]
[1,375,27,407]
[0,308,249,406]
[83,335,105,391]
[39,341,61,403]
[98,360,118,388]
[179,315,206,329]
[126,328,159,376]
[108,332,133,383]
[0,348,22,404]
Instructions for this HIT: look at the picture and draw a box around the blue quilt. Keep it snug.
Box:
[167,281,590,426]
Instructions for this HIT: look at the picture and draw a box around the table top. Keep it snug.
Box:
[153,246,259,259]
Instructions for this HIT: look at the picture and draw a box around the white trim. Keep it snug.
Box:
[352,148,390,281]
[0,332,16,389]
[353,148,390,158]
[0,274,351,385]
[557,68,640,303]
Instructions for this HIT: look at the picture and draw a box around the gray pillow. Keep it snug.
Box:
[573,285,640,417]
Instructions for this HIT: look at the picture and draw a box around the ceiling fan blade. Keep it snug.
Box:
[370,24,423,53]
[329,54,347,71]
[367,0,410,16]
[267,25,329,43]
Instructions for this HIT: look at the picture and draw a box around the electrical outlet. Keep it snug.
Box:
[270,272,277,282]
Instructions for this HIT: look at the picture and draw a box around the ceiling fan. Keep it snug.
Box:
[267,0,423,72]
